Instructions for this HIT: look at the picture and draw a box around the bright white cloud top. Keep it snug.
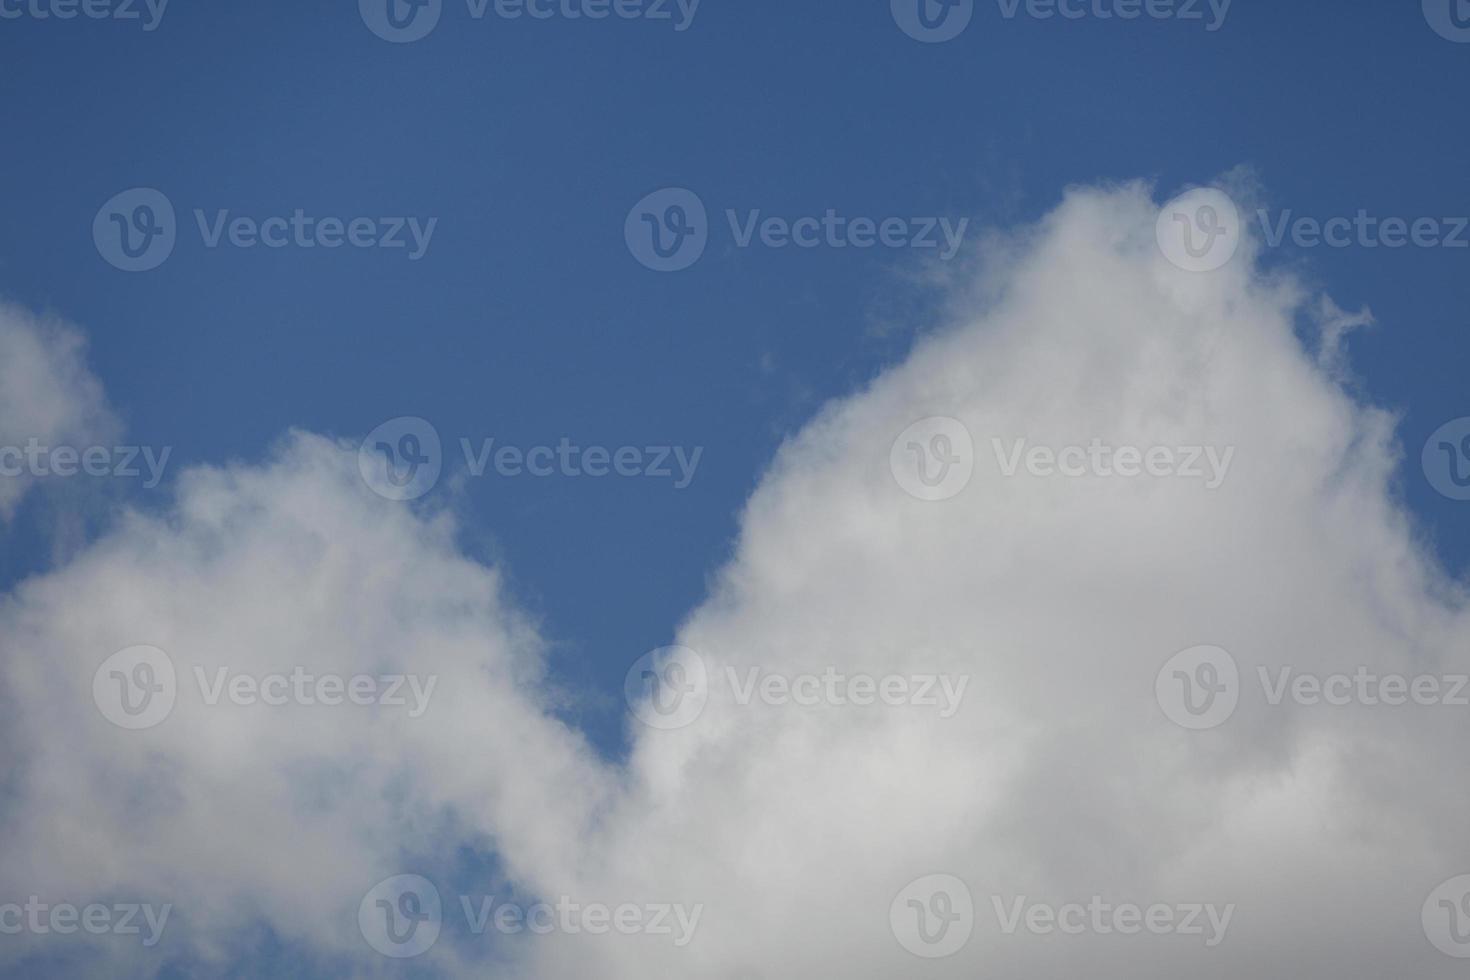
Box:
[2,181,1467,978]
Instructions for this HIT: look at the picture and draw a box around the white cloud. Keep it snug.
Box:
[0,304,118,519]
[2,181,1468,977]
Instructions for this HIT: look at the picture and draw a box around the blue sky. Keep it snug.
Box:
[3,0,1464,755]
[2,2,1470,976]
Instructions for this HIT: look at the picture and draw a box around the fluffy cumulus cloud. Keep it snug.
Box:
[0,304,117,518]
[2,181,1468,978]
